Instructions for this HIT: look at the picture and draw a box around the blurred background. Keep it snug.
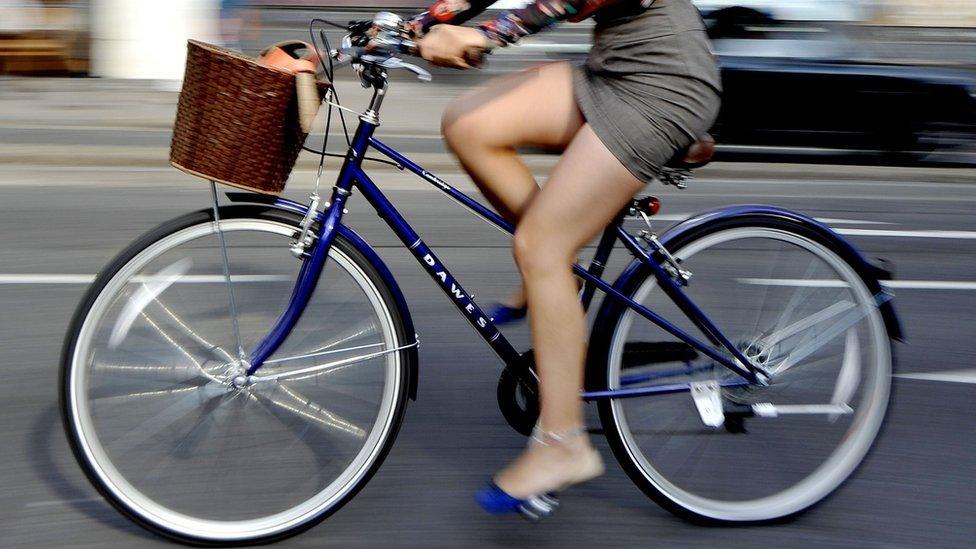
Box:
[2,1,975,547]
[3,0,976,163]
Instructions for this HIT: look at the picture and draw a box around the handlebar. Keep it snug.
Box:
[329,11,487,85]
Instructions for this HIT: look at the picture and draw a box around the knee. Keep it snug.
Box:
[512,224,572,278]
[440,99,483,152]
[512,227,538,274]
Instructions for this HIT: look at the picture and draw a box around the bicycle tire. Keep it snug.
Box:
[591,215,894,524]
[60,205,414,545]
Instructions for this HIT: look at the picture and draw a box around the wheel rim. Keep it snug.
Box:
[67,218,403,541]
[608,227,890,521]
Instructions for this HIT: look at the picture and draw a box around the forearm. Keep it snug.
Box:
[409,0,606,48]
[407,0,497,37]
[478,0,599,46]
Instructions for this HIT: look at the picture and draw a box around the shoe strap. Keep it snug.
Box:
[531,425,586,446]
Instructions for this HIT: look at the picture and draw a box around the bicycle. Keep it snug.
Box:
[60,13,902,545]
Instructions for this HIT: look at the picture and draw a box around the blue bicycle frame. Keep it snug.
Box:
[239,92,768,400]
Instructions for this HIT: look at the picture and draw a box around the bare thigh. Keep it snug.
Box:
[515,124,645,268]
[442,62,584,151]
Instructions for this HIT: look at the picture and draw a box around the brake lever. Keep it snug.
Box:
[357,55,431,82]
[374,56,432,82]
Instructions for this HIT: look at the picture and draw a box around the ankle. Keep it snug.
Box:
[531,424,590,451]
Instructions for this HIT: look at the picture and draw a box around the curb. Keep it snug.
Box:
[3,145,974,186]
[0,145,558,174]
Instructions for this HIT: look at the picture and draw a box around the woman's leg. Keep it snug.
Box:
[442,62,583,307]
[441,62,583,221]
[495,124,645,498]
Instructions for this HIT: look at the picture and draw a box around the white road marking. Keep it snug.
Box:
[884,281,976,290]
[0,275,94,284]
[0,274,288,284]
[838,228,976,239]
[895,369,976,384]
[817,218,893,226]
[633,214,890,225]
[0,124,169,132]
[25,497,102,508]
[737,278,976,290]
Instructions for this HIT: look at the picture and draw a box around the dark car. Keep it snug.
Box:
[261,4,976,166]
[709,32,976,166]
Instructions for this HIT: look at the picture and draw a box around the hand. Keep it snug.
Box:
[418,25,488,69]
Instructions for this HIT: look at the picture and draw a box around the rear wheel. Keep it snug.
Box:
[595,218,892,523]
[61,207,413,545]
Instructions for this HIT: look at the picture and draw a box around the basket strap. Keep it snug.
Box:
[296,72,320,133]
[259,40,324,133]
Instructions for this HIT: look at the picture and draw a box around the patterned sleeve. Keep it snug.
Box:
[406,0,498,38]
[478,0,606,46]
[409,0,614,46]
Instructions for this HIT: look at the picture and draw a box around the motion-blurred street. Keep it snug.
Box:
[1,74,976,546]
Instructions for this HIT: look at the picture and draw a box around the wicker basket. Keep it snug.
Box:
[170,40,328,195]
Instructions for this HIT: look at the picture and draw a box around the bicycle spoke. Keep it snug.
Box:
[749,238,786,341]
[134,390,249,486]
[90,375,215,402]
[770,302,873,375]
[248,383,366,439]
[102,383,228,456]
[758,300,855,350]
[148,293,237,364]
[134,310,233,384]
[743,261,822,350]
[281,303,377,354]
[109,258,192,349]
[263,341,384,366]
[830,329,861,411]
[253,341,414,384]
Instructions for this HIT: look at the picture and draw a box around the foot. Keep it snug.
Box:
[493,427,604,500]
[487,279,582,326]
[486,302,528,325]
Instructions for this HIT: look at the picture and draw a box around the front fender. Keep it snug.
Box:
[226,192,421,400]
[587,204,903,387]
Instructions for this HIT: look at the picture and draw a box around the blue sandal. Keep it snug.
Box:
[474,427,604,522]
[475,481,560,522]
[486,303,527,326]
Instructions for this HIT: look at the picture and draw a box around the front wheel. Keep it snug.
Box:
[60,206,413,545]
[595,218,893,524]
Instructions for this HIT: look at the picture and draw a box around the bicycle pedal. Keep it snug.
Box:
[690,380,724,428]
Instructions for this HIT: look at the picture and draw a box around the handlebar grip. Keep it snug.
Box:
[464,47,488,68]
[401,39,420,58]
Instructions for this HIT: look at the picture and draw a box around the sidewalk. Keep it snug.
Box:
[2,76,975,184]
[0,75,480,173]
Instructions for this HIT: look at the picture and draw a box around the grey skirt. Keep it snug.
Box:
[573,0,722,183]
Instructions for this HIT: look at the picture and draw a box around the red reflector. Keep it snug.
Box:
[649,196,661,216]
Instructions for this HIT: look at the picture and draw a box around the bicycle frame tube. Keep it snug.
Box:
[614,227,763,379]
[245,115,759,387]
[245,119,373,373]
[353,166,522,366]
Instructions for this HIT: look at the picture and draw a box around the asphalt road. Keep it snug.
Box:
[1,163,975,547]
